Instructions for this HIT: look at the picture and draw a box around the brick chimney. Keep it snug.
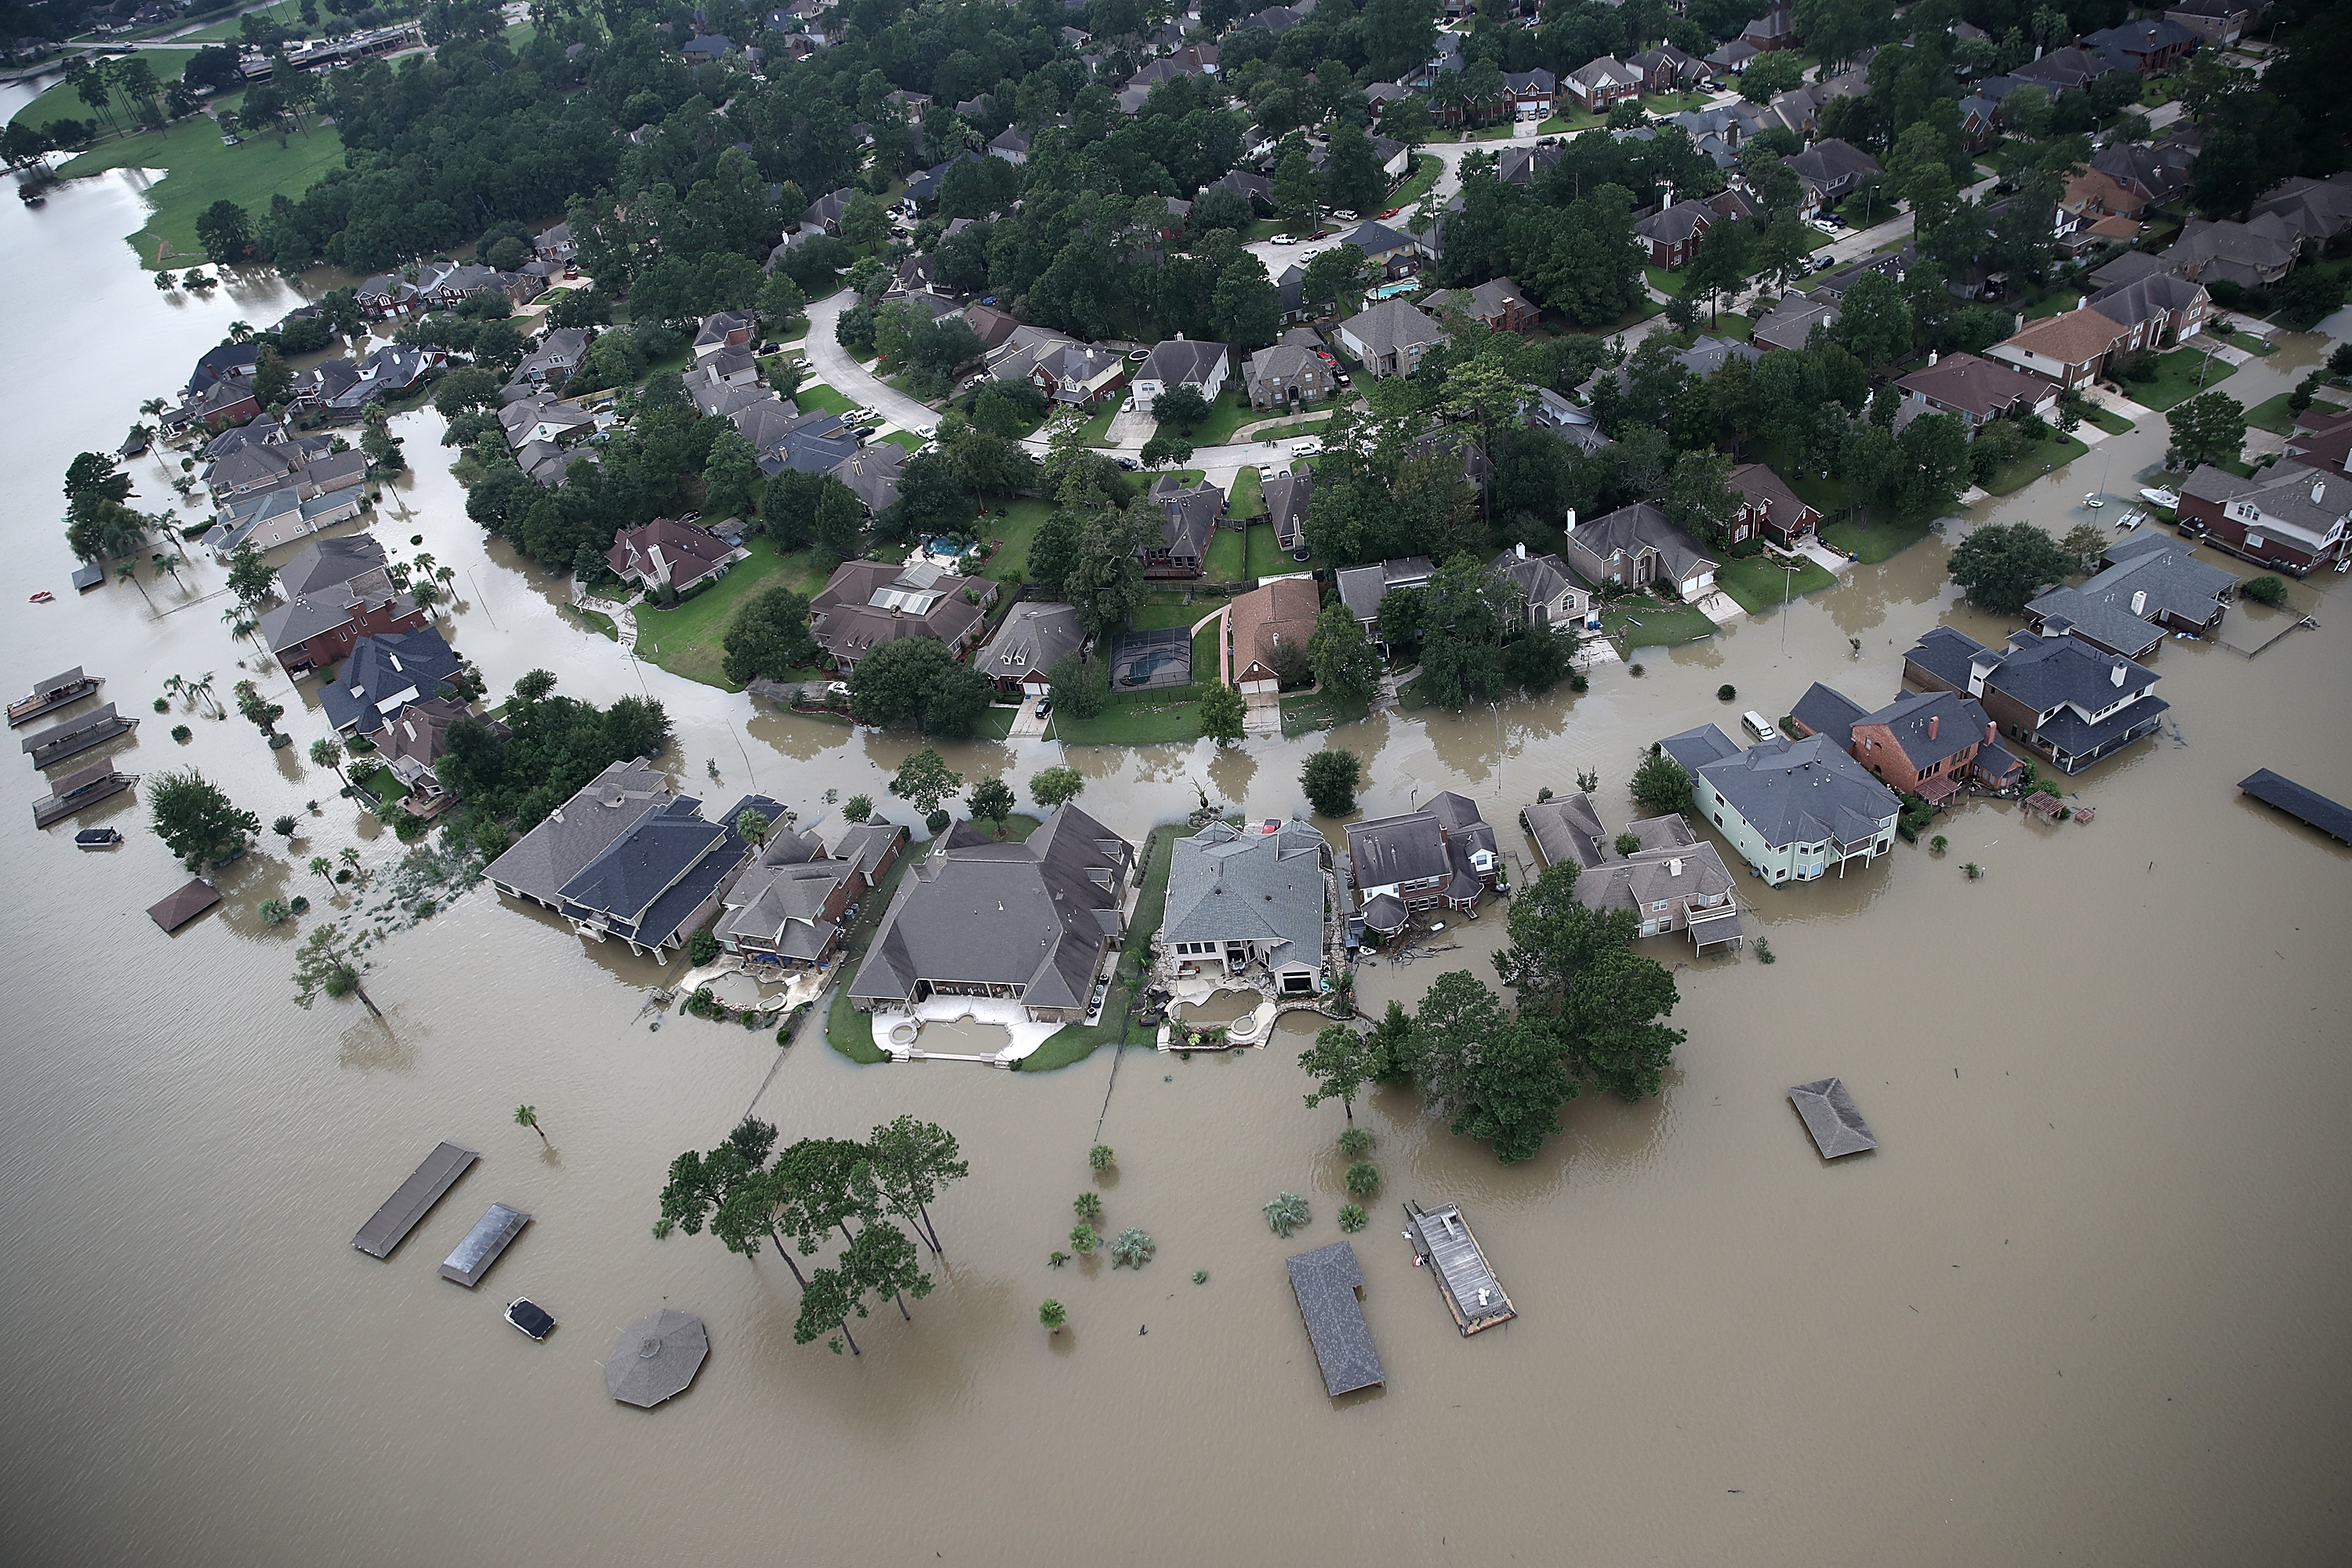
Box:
[1985,720,1997,746]
[1927,714,1939,741]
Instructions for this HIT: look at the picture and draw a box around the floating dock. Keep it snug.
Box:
[1402,1200,1515,1336]
[23,703,136,770]
[352,1142,480,1259]
[33,759,136,827]
[2238,769,2352,845]
[1284,1241,1385,1396]
[9,667,101,728]
[440,1203,531,1287]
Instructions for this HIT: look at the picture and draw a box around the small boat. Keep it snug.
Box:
[2082,493,2103,508]
[505,1298,556,1340]
[2139,486,2181,510]
[2116,510,2147,530]
[28,591,54,604]
[74,827,122,848]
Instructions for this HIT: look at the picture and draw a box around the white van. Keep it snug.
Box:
[1743,710,1779,743]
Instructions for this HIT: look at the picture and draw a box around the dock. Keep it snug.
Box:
[1284,1241,1385,1396]
[1402,1200,1516,1335]
[352,1142,480,1259]
[33,760,136,827]
[2238,768,2352,845]
[23,703,136,770]
[8,667,102,728]
[440,1203,531,1287]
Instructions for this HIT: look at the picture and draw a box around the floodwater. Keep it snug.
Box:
[2,147,2350,1566]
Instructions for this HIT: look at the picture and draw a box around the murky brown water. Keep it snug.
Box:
[3,135,2350,1565]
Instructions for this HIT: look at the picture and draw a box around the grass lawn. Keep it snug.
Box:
[1389,152,1442,214]
[1245,521,1302,578]
[558,602,619,641]
[968,705,1018,742]
[1071,401,1119,447]
[879,430,924,452]
[354,762,402,811]
[1203,524,1247,582]
[633,539,830,689]
[2215,328,2272,356]
[2123,347,2237,412]
[1228,466,1263,519]
[1537,106,1604,134]
[1981,433,2089,497]
[1819,511,1932,563]
[1715,554,1837,615]
[1130,597,1208,631]
[14,49,201,130]
[1711,311,1755,342]
[1248,418,1327,444]
[2083,403,2135,435]
[1053,700,1203,746]
[1192,621,1221,685]
[1279,688,1370,735]
[1181,389,1263,449]
[822,846,923,1065]
[1612,296,1668,331]
[982,496,1051,585]
[2243,391,2302,436]
[55,115,347,268]
[793,381,855,417]
[1605,600,1716,652]
[1645,265,1686,296]
[1020,826,1177,1071]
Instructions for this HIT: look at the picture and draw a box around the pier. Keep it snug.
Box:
[1402,1201,1515,1336]
[32,759,136,827]
[352,1142,480,1259]
[2238,768,2352,844]
[22,703,136,770]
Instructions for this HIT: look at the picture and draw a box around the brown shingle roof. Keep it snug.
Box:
[1996,307,2127,368]
[1226,577,1320,682]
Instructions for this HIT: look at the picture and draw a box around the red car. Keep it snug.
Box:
[1380,207,1399,219]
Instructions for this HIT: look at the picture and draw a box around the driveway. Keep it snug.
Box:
[802,290,940,434]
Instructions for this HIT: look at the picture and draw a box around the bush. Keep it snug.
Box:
[1570,673,1588,692]
[1614,830,1640,856]
[1717,684,1736,701]
[1337,1127,1371,1156]
[688,927,720,966]
[1338,1204,1369,1232]
[1073,1191,1102,1221]
[1302,749,1363,817]
[1755,937,1775,964]
[1263,1191,1311,1237]
[2242,575,2288,606]
[1067,1223,1096,1254]
[1087,1143,1114,1170]
[172,724,193,743]
[1344,1160,1380,1198]
[842,793,873,822]
[1039,1298,1065,1330]
[1109,1229,1156,1268]
[926,808,951,833]
[1929,834,1949,852]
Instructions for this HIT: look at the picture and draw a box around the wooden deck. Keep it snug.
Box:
[1402,1200,1515,1336]
[352,1142,480,1259]
[2238,768,2352,844]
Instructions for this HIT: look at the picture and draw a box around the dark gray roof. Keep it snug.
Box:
[484,758,673,904]
[1138,337,1229,387]
[557,795,737,944]
[1285,1241,1384,1396]
[1347,811,1451,888]
[278,534,390,600]
[1675,729,1900,851]
[1788,1078,1877,1157]
[2024,586,2166,659]
[1163,819,1326,971]
[1524,791,1610,870]
[351,1142,477,1258]
[1903,625,1990,690]
[1853,690,1994,775]
[1360,891,1409,934]
[320,628,462,733]
[1791,681,1866,742]
[975,601,1085,684]
[2238,769,2352,844]
[1979,630,2159,716]
[1572,502,1720,586]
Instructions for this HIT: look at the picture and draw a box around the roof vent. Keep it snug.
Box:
[2314,480,2328,505]
[1668,857,1682,876]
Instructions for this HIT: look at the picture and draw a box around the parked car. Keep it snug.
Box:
[1379,207,1400,219]
[913,423,937,438]
[827,681,851,697]
[1035,698,1053,717]
[1333,371,1351,386]
[1291,438,1320,455]
[1331,209,1359,221]
[1809,218,1839,236]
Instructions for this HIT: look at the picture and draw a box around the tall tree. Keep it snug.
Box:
[2166,391,2248,471]
[1411,969,1570,1163]
[865,1115,968,1257]
[1947,521,2073,614]
[1306,601,1381,706]
[1299,1022,1374,1122]
[1065,502,1152,637]
[148,767,259,870]
[292,924,383,1018]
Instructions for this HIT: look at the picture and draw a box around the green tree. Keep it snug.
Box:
[2165,391,2247,470]
[1073,1190,1102,1222]
[231,678,285,741]
[720,584,818,686]
[1947,521,2073,614]
[226,542,277,606]
[195,199,253,264]
[2060,521,2109,576]
[848,637,993,735]
[292,923,383,1018]
[148,767,260,871]
[1065,503,1153,637]
[515,1104,548,1144]
[1344,1160,1381,1197]
[1301,244,1372,318]
[1833,270,1913,369]
[1152,383,1211,433]
[1411,969,1566,1164]
[701,429,766,521]
[1740,51,1806,103]
[1631,750,1691,816]
[252,349,292,408]
[1025,507,1085,601]
[1307,601,1381,706]
[1200,682,1246,744]
[1494,862,1685,1102]
[1108,1229,1155,1268]
[1263,1191,1312,1236]
[1047,653,1110,720]
[1040,1298,1066,1331]
[1030,764,1086,808]
[1272,144,1321,236]
[1299,1021,1373,1122]
[1661,449,1739,550]
[1323,119,1387,217]
[968,777,1017,835]
[866,1114,967,1258]
[1301,749,1363,818]
[890,746,964,818]
[1682,221,1751,326]
[1211,255,1281,348]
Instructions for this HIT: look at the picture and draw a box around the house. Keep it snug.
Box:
[1657,725,1900,883]
[1791,683,2022,800]
[1564,55,1642,112]
[1901,626,2169,775]
[2164,0,2252,45]
[557,793,758,959]
[986,124,1031,164]
[1502,67,1555,120]
[1895,350,2060,430]
[1334,555,1436,636]
[1957,92,1999,154]
[510,327,591,389]
[187,342,257,397]
[202,470,369,557]
[1336,299,1449,378]
[1255,466,1312,554]
[415,262,544,311]
[532,222,575,263]
[499,393,597,452]
[1562,502,1719,601]
[715,821,907,966]
[1423,277,1537,333]
[1780,139,1882,216]
[2024,532,2235,659]
[2251,172,2352,247]
[848,805,1137,1023]
[1200,169,1276,216]
[1161,818,1330,995]
[1529,389,1610,453]
[2091,140,2196,208]
[2085,272,2209,352]
[607,517,748,595]
[692,310,757,359]
[356,273,423,319]
[369,695,501,818]
[975,601,1085,696]
[1986,306,2129,390]
[170,379,260,433]
[1347,792,1498,929]
[1748,291,1839,353]
[1489,544,1589,630]
[808,559,995,671]
[960,303,1021,353]
[319,626,467,735]
[2283,405,2352,477]
[2012,42,2134,94]
[1523,791,1742,943]
[2084,18,2198,73]
[1633,200,1715,270]
[1146,475,1225,579]
[1628,44,1703,92]
[2163,215,2301,289]
[1338,220,1425,280]
[830,443,906,516]
[1706,36,1762,76]
[486,758,674,909]
[1224,577,1321,694]
[1029,340,1128,405]
[1725,463,1820,547]
[257,536,425,675]
[2176,459,2350,575]
[1243,343,1334,408]
[1741,2,1796,51]
[1131,337,1230,414]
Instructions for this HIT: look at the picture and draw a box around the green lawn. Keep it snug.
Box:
[879,430,925,452]
[1053,699,1204,746]
[1071,401,1120,448]
[822,846,923,1065]
[1247,418,1327,444]
[2243,391,2302,436]
[982,496,1051,585]
[1715,554,1837,615]
[1020,826,1177,1071]
[54,114,347,268]
[1245,521,1303,578]
[1130,597,1208,631]
[793,382,855,417]
[1537,105,1604,134]
[1711,311,1755,342]
[2122,347,2237,412]
[14,49,201,130]
[633,539,833,689]
[1203,524,1247,583]
[2082,403,2135,435]
[1389,151,1443,215]
[1645,266,1686,296]
[1176,387,1263,448]
[1228,466,1263,519]
[1279,688,1370,735]
[559,602,619,641]
[1605,601,1717,652]
[1981,433,2090,497]
[354,762,402,811]
[2214,328,2272,356]
[1817,511,1929,562]
[1193,621,1221,685]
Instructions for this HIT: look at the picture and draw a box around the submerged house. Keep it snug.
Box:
[1523,791,1742,949]
[1657,725,1901,884]
[1346,791,1499,935]
[485,759,676,910]
[713,820,908,966]
[1160,818,1330,996]
[1901,626,2168,775]
[556,793,765,958]
[1790,683,2024,801]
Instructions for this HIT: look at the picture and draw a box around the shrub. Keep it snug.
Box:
[1344,1160,1380,1198]
[1087,1143,1115,1170]
[1039,1298,1065,1330]
[1930,834,1949,852]
[1755,937,1776,964]
[1338,1204,1369,1233]
[1717,684,1736,701]
[1614,830,1641,856]
[257,898,291,924]
[926,808,951,833]
[1628,662,1644,677]
[273,814,298,837]
[1067,1224,1096,1254]
[1302,748,1363,817]
[1570,673,1588,692]
[1073,1191,1102,1221]
[1192,1269,1209,1284]
[1048,1250,1069,1267]
[1263,1191,1312,1236]
[1337,1127,1371,1157]
[172,724,193,743]
[1963,862,1984,880]
[842,793,873,822]
[2242,575,2287,606]
[1108,1229,1155,1268]
[154,698,169,713]
[687,927,721,966]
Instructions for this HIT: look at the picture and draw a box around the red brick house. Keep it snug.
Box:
[1791,682,2023,801]
[1725,463,1820,547]
[256,536,427,676]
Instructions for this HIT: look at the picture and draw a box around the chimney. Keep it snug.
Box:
[1928,350,1939,366]
[2130,589,2147,615]
[1986,720,1998,746]
[1668,857,1682,876]
[2314,480,2327,506]
[2111,660,2126,688]
[1516,541,1527,558]
[1927,714,1939,741]
[1563,507,1578,534]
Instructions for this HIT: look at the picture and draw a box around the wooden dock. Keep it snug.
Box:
[352,1142,480,1259]
[33,760,136,827]
[9,667,102,728]
[2238,768,2352,844]
[1402,1200,1515,1336]
[23,703,136,770]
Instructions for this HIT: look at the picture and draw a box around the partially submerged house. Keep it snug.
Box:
[2176,459,2349,575]
[319,627,466,735]
[1790,682,2023,801]
[1562,502,1719,601]
[1160,818,1330,995]
[257,536,425,676]
[1902,626,2169,775]
[1525,792,1743,949]
[2024,532,2238,658]
[714,821,907,966]
[1657,725,1901,884]
[557,794,763,958]
[486,758,675,910]
[1346,791,1498,934]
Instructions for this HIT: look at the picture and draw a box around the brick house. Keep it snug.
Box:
[256,536,426,676]
[2176,459,2350,575]
[1564,55,1642,113]
[1986,306,2129,390]
[1634,199,1715,269]
[1791,682,2023,802]
[1724,463,1820,547]
[1895,350,2060,432]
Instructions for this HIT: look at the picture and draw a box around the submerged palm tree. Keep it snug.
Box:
[515,1105,549,1144]
[309,736,349,791]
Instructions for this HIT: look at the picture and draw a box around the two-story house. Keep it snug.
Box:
[1161,818,1330,996]
[1244,343,1334,408]
[1894,350,2060,432]
[1523,790,1744,949]
[714,821,907,966]
[607,517,749,595]
[1131,337,1231,414]
[1145,474,1225,578]
[1347,791,1498,935]
[1790,682,2024,801]
[1562,502,1719,601]
[1335,299,1450,378]
[1724,463,1820,547]
[808,559,996,672]
[1657,725,1902,884]
[1902,626,2169,775]
[2024,532,2238,658]
[1489,545,1591,630]
[256,535,426,676]
[2176,459,2349,575]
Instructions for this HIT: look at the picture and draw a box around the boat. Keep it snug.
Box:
[74,826,122,848]
[505,1298,556,1340]
[2116,510,2147,530]
[2082,494,2103,508]
[2139,486,2181,510]
[28,591,54,604]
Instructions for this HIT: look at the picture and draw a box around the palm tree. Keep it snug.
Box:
[412,552,436,579]
[308,855,332,880]
[223,603,260,645]
[227,320,254,343]
[190,672,224,718]
[163,673,187,709]
[310,736,350,791]
[515,1105,549,1144]
[139,397,167,418]
[117,560,153,606]
[338,845,364,882]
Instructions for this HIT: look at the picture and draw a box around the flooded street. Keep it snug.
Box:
[2,152,2349,1566]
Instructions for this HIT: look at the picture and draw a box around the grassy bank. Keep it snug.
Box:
[1279,688,1370,735]
[13,49,200,130]
[56,114,347,268]
[1981,433,2089,497]
[1818,512,1933,563]
[2243,391,2302,436]
[821,842,923,1065]
[1020,826,1176,1072]
[1605,600,1716,651]
[1715,554,1837,615]
[2124,347,2236,412]
[633,539,833,689]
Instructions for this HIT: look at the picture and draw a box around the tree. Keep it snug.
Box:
[308,736,350,793]
[195,200,253,264]
[2166,391,2248,471]
[1139,433,1195,470]
[702,430,766,521]
[1047,653,1111,720]
[1299,1022,1373,1122]
[720,584,818,685]
[1683,221,1751,325]
[1211,255,1281,348]
[1031,765,1086,808]
[1306,601,1381,707]
[1152,383,1210,433]
[848,637,993,735]
[148,768,259,871]
[1040,1299,1066,1332]
[1301,244,1372,318]
[292,923,383,1018]
[1740,50,1806,103]
[1200,682,1245,744]
[968,777,1016,835]
[1025,507,1085,601]
[1411,969,1567,1164]
[225,543,277,608]
[1301,749,1363,818]
[232,678,285,742]
[891,747,964,818]
[252,349,292,409]
[1272,144,1321,236]
[1324,119,1387,217]
[515,1105,548,1144]
[2060,521,2110,576]
[866,1115,967,1257]
[1263,1191,1312,1236]
[1947,521,2073,614]
[735,808,771,848]
[1661,450,1739,550]
[1494,862,1685,1103]
[1065,503,1152,637]
[1833,270,1912,369]
[1631,750,1692,817]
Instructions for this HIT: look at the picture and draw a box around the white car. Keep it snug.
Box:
[1291,438,1320,455]
[913,423,936,439]
[1809,218,1840,236]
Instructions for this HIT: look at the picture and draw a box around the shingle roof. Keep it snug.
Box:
[1138,338,1229,389]
[1227,576,1319,681]
[1334,556,1435,624]
[1338,299,1449,360]
[1994,307,2127,368]
[1671,728,1900,851]
[2182,458,2352,549]
[1790,681,1867,742]
[320,628,463,733]
[1789,1077,1877,1157]
[485,759,674,905]
[975,601,1085,684]
[1285,1241,1384,1396]
[1163,819,1326,971]
[1635,198,1713,245]
[1897,351,2053,418]
[1904,624,1991,691]
[2086,271,2205,329]
[1853,690,1994,774]
[1523,790,1610,870]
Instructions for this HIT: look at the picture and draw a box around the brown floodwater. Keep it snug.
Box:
[3,142,2350,1566]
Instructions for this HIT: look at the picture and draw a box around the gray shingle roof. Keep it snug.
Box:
[1789,1077,1877,1157]
[1163,819,1326,971]
[320,628,462,733]
[1853,689,1994,774]
[559,796,739,948]
[1790,681,1867,742]
[1138,338,1229,388]
[1523,790,1610,870]
[485,759,673,906]
[975,601,1085,684]
[1285,1241,1384,1396]
[1671,728,1900,851]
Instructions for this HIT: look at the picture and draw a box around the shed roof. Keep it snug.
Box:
[1789,1077,1877,1157]
[1285,1241,1385,1396]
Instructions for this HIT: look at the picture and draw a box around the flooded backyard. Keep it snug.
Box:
[2,132,2349,1566]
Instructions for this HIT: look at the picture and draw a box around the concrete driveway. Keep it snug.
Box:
[802,290,941,434]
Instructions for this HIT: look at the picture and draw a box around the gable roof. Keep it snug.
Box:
[1338,299,1450,360]
[1572,501,1719,583]
[1790,681,1867,742]
[558,796,741,949]
[1635,199,1714,245]
[1749,292,1838,352]
[607,517,738,589]
[1285,1241,1384,1396]
[1994,307,2128,368]
[829,441,906,514]
[319,627,463,733]
[485,758,674,906]
[975,601,1085,684]
[1897,351,2054,418]
[1163,818,1325,971]
[1227,576,1321,681]
[1138,338,1229,387]
[1669,729,1901,851]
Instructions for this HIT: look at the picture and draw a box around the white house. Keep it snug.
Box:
[1130,337,1231,414]
[1657,725,1900,884]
